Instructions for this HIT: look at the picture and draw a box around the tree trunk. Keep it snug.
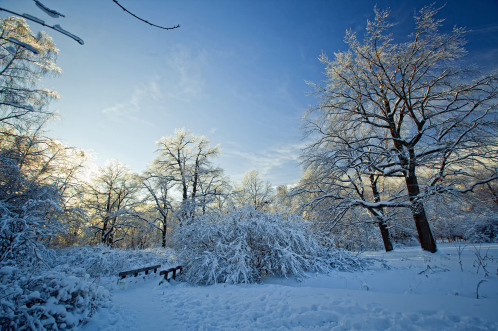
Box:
[378,221,393,252]
[369,174,393,252]
[161,217,167,248]
[405,173,437,253]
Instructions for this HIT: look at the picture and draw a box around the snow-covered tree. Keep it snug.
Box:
[153,128,221,225]
[304,5,498,252]
[80,160,140,247]
[195,167,231,214]
[0,14,90,260]
[0,16,60,127]
[0,120,86,261]
[139,168,176,248]
[299,131,397,252]
[234,169,274,210]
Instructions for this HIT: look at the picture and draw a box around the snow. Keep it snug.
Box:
[34,0,65,18]
[82,243,498,330]
[52,24,84,45]
[6,37,39,55]
[21,13,45,25]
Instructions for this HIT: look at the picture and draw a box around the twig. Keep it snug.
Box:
[476,279,487,299]
[454,243,466,272]
[112,0,180,30]
[472,244,490,277]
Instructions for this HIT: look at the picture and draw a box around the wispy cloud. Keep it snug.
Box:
[102,78,162,125]
[225,141,308,179]
[165,46,207,102]
[468,24,498,36]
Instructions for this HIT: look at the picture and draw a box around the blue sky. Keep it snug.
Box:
[2,0,498,186]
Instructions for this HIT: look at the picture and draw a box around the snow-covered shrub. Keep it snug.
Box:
[329,219,385,252]
[466,217,498,243]
[322,248,375,272]
[0,152,66,263]
[175,207,330,285]
[387,217,419,247]
[51,245,177,277]
[0,265,109,330]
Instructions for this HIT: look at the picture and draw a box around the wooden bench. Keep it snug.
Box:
[160,266,183,281]
[118,264,161,279]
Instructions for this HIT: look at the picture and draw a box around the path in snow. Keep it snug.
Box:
[83,244,498,331]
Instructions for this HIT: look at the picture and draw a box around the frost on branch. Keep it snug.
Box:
[5,45,15,55]
[0,8,84,45]
[1,101,35,112]
[175,207,332,285]
[6,37,39,54]
[21,13,45,25]
[33,0,65,18]
[52,24,84,45]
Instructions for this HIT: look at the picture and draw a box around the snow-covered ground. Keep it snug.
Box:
[83,243,498,330]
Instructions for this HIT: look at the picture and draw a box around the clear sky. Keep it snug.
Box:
[2,0,498,186]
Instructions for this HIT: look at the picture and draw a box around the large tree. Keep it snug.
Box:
[0,17,89,259]
[140,168,175,248]
[0,16,60,127]
[300,134,396,252]
[81,160,140,246]
[234,170,274,210]
[0,118,87,259]
[305,5,498,252]
[154,128,221,225]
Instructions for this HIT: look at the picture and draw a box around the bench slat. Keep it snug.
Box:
[118,264,162,278]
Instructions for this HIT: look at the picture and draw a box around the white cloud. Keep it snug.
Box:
[165,46,207,102]
[101,78,162,125]
[225,141,308,180]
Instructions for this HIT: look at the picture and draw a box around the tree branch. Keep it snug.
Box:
[112,0,180,30]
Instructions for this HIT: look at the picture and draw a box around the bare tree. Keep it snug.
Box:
[304,5,498,252]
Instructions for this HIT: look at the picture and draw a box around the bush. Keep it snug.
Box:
[175,207,331,285]
[50,245,178,278]
[466,217,498,243]
[0,265,109,330]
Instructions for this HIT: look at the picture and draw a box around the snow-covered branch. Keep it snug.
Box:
[0,7,84,45]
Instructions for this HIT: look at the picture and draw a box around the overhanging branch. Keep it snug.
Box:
[112,0,180,30]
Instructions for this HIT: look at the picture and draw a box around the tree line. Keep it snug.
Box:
[1,4,498,264]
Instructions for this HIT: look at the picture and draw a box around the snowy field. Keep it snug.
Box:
[83,243,498,331]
